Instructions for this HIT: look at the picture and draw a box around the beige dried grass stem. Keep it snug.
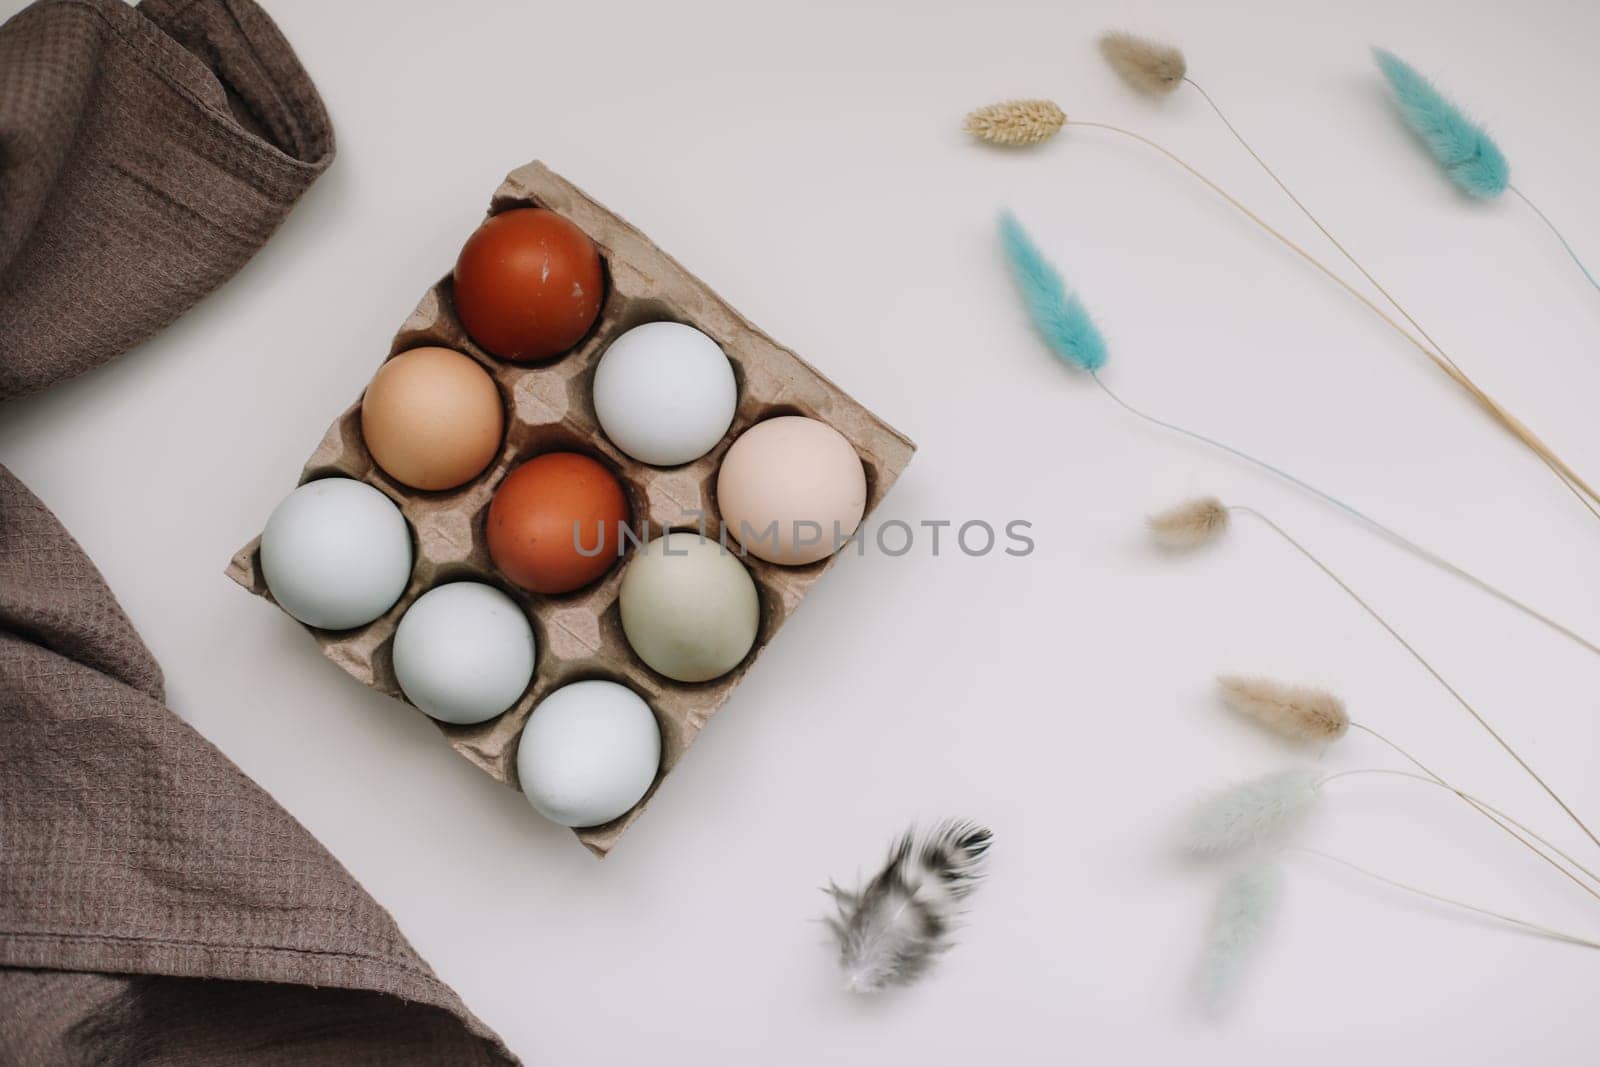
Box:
[1183,77,1456,362]
[1212,672,1598,897]
[1114,396,1600,660]
[1177,77,1600,520]
[1344,758,1600,902]
[1291,847,1600,950]
[1344,729,1600,903]
[1064,117,1600,517]
[1231,503,1600,854]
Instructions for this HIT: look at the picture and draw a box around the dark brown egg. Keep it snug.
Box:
[453,208,603,363]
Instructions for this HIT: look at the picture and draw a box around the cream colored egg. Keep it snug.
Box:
[716,416,866,565]
[618,532,759,682]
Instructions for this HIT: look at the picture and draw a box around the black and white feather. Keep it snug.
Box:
[824,820,992,993]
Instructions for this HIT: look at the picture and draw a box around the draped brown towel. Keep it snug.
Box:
[0,0,516,1062]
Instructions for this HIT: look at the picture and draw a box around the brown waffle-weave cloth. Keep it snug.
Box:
[2,0,332,399]
[1,1,516,1062]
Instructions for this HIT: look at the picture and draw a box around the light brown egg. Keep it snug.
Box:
[360,346,504,491]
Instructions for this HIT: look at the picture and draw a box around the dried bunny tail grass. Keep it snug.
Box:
[998,213,1107,371]
[1197,861,1282,1016]
[1148,497,1229,549]
[1185,769,1320,855]
[1217,676,1349,743]
[1099,31,1187,95]
[1374,49,1507,199]
[964,99,1066,147]
[1005,100,1600,517]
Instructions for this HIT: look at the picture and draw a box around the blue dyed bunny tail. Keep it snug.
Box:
[1374,49,1508,199]
[1197,861,1283,1017]
[998,211,1108,372]
[1185,769,1320,855]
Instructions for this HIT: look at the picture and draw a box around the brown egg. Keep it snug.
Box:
[361,346,504,491]
[488,453,630,594]
[453,208,604,362]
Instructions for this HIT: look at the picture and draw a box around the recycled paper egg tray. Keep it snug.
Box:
[227,161,915,856]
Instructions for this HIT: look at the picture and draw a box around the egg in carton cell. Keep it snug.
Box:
[228,161,914,856]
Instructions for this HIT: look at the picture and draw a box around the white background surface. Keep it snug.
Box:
[4,0,1600,1062]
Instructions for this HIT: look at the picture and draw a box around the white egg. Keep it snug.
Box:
[260,478,412,630]
[517,680,661,827]
[618,532,760,682]
[592,321,738,466]
[392,582,536,724]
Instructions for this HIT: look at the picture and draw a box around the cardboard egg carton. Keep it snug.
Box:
[227,161,915,856]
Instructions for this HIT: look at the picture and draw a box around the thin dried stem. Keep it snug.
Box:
[1290,847,1600,950]
[1095,373,1600,658]
[1183,78,1466,376]
[1232,505,1600,855]
[1329,751,1600,903]
[1510,185,1600,294]
[1179,79,1600,521]
[1067,118,1600,518]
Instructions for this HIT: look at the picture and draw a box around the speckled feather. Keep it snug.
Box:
[826,820,992,993]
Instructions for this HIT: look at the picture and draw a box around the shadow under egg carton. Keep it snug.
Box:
[227,161,915,856]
